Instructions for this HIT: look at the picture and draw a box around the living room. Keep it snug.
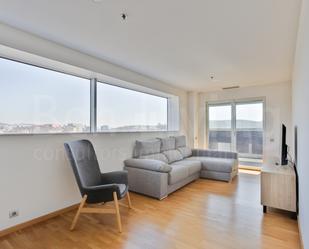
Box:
[0,1,308,249]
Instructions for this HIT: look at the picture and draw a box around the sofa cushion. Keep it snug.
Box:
[168,164,189,185]
[163,149,183,163]
[192,149,238,159]
[134,139,161,157]
[175,135,186,148]
[171,160,201,176]
[124,159,172,173]
[177,146,192,158]
[160,137,176,152]
[185,157,236,173]
[140,153,168,163]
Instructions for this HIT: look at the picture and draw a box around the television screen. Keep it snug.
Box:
[294,126,299,214]
[281,124,288,165]
[294,126,298,167]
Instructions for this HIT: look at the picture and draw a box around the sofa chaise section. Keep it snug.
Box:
[186,149,239,182]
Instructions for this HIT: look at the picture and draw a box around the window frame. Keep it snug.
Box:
[0,54,178,136]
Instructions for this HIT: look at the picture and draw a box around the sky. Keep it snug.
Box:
[97,83,167,128]
[0,58,167,127]
[209,103,263,121]
[209,103,263,129]
[236,103,263,122]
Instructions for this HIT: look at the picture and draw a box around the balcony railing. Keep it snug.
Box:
[209,129,263,159]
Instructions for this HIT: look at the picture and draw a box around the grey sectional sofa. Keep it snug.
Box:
[124,136,238,199]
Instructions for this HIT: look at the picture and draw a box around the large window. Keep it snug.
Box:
[0,56,175,135]
[97,82,168,132]
[0,58,90,134]
[207,100,264,166]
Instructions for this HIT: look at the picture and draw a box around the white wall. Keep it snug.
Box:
[292,0,309,247]
[187,92,199,148]
[197,82,292,162]
[0,23,188,230]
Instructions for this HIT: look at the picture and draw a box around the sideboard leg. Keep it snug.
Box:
[291,212,297,220]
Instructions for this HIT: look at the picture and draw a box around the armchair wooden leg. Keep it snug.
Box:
[70,195,87,231]
[126,192,132,209]
[113,192,122,233]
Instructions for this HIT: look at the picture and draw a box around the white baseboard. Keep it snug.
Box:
[298,216,304,249]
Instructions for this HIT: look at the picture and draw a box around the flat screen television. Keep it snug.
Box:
[294,126,298,167]
[281,124,288,165]
[294,126,299,214]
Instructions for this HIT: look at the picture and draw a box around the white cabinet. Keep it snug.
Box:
[261,163,296,213]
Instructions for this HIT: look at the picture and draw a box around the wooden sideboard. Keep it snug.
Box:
[261,163,296,213]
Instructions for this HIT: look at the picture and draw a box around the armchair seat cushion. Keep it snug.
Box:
[117,184,128,198]
[84,183,128,204]
[185,157,236,173]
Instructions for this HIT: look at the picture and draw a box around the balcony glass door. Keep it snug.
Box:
[236,102,263,159]
[207,100,264,167]
[208,104,233,151]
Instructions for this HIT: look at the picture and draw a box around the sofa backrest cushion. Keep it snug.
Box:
[133,139,161,158]
[177,146,192,158]
[173,136,192,158]
[159,137,176,152]
[139,153,169,163]
[163,149,183,163]
[175,135,187,148]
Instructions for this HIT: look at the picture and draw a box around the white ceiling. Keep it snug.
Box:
[0,0,302,91]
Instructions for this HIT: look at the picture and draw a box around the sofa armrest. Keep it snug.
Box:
[124,159,172,173]
[124,166,169,199]
[192,149,238,159]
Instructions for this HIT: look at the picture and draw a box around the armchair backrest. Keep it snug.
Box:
[64,140,102,192]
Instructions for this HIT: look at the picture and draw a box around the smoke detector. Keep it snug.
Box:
[121,13,127,20]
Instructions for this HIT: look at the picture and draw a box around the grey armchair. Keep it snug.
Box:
[64,139,132,232]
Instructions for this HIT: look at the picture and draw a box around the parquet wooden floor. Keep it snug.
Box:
[0,171,301,249]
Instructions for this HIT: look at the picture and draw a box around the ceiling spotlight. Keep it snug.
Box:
[209,73,215,80]
[121,13,127,20]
